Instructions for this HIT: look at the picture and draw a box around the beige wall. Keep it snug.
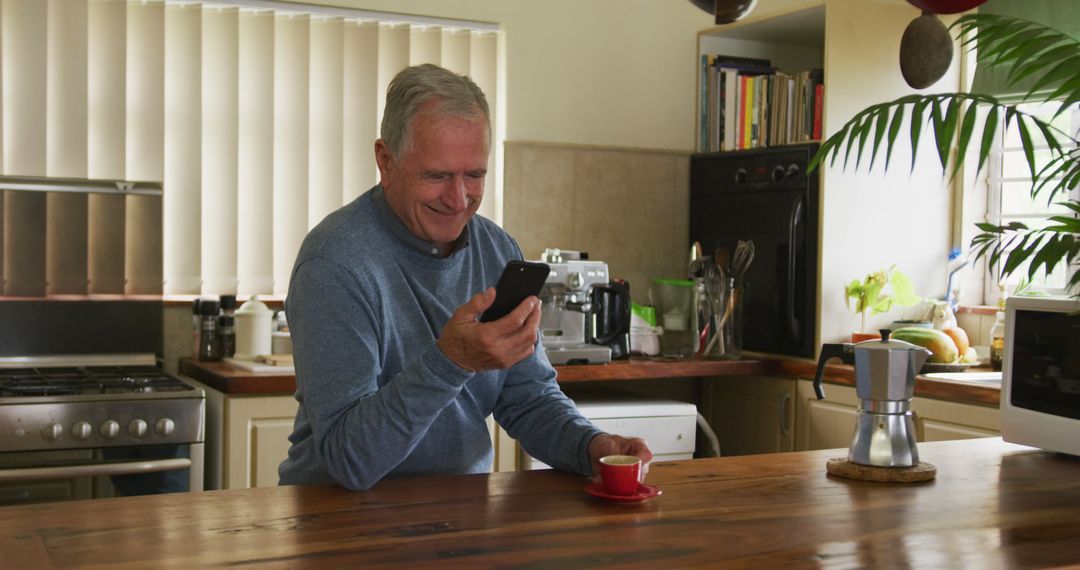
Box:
[503,142,690,303]
[297,0,711,150]
[819,0,961,343]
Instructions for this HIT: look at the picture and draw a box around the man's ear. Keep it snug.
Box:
[374,139,394,184]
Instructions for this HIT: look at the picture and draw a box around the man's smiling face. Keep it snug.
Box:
[376,107,489,255]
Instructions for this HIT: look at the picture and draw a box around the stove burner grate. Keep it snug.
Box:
[0,366,192,397]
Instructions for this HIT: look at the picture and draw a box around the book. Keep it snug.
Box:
[722,69,738,151]
[700,55,710,151]
[700,54,822,150]
[813,83,824,141]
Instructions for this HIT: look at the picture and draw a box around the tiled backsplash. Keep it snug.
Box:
[503,141,691,304]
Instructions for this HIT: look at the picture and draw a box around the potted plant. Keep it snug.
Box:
[810,13,1079,297]
[845,266,923,342]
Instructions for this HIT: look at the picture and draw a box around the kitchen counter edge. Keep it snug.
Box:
[179,356,998,407]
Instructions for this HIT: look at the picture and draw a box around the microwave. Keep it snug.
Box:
[1000,295,1080,456]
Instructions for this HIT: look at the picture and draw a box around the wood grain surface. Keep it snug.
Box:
[181,356,997,407]
[0,438,1077,568]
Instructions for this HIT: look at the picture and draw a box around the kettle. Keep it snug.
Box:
[812,329,932,467]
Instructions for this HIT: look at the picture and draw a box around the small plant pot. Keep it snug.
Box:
[850,331,882,343]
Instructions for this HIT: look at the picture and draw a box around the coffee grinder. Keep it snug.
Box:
[812,329,936,482]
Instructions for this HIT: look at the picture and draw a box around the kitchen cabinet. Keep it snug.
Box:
[184,377,298,490]
[794,379,859,452]
[704,375,795,455]
[794,379,999,452]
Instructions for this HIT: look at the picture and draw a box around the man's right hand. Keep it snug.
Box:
[437,287,542,372]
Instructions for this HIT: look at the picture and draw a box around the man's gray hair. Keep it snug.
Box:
[381,64,490,160]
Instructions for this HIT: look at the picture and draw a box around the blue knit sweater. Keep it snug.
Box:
[278,186,601,490]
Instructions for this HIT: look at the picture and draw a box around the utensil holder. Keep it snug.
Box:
[703,279,744,359]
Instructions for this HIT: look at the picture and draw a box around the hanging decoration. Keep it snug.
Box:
[905,0,989,15]
[899,11,954,89]
[686,0,758,24]
[898,0,989,89]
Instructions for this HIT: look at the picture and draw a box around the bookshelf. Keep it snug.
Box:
[696,3,826,152]
[692,0,965,353]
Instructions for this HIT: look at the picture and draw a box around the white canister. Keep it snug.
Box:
[234,297,273,360]
[271,331,292,355]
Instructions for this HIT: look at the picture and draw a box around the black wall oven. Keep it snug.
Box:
[690,144,819,357]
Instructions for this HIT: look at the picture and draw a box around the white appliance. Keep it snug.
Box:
[520,398,698,470]
[1000,295,1080,457]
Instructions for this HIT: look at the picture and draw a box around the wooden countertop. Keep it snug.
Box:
[1,438,1077,568]
[180,355,998,406]
[179,356,779,395]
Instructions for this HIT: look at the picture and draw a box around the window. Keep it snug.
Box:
[984,100,1080,302]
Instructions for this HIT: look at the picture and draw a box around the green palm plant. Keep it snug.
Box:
[809,13,1080,296]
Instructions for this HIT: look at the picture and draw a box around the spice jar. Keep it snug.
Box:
[218,314,236,358]
[197,299,222,361]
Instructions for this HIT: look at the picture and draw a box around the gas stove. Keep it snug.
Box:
[0,300,205,503]
[0,354,204,453]
[0,365,194,398]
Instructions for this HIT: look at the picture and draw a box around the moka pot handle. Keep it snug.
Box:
[812,343,854,400]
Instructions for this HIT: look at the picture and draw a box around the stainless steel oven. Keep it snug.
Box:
[0,301,205,506]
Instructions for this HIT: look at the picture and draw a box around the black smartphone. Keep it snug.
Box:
[479,260,551,322]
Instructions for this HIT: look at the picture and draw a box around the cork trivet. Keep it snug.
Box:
[826,457,937,483]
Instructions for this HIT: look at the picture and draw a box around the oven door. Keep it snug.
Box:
[0,442,204,506]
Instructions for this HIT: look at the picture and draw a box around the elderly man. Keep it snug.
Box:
[279,64,652,490]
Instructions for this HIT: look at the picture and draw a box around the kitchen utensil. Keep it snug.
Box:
[731,239,755,286]
[812,329,932,468]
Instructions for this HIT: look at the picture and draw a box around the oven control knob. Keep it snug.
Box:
[734,168,748,185]
[786,163,801,179]
[72,421,92,440]
[128,419,148,438]
[771,165,786,182]
[42,422,63,442]
[100,420,120,439]
[156,418,175,437]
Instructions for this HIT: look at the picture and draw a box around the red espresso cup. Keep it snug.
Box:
[599,455,642,495]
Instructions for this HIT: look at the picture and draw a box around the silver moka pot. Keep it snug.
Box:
[812,329,932,468]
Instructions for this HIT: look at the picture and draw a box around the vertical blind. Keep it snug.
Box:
[0,0,500,297]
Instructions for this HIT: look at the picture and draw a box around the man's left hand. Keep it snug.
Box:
[588,433,654,477]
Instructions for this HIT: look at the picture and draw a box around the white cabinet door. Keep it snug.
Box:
[225,395,299,489]
[912,396,1000,442]
[795,380,858,452]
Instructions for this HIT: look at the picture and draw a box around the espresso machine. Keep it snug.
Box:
[536,249,629,365]
[812,329,932,467]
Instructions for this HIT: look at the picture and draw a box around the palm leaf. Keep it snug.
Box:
[909,98,929,173]
[976,105,999,175]
[884,104,904,171]
[867,107,890,171]
[952,102,978,180]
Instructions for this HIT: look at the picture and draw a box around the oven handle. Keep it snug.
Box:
[0,458,191,482]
